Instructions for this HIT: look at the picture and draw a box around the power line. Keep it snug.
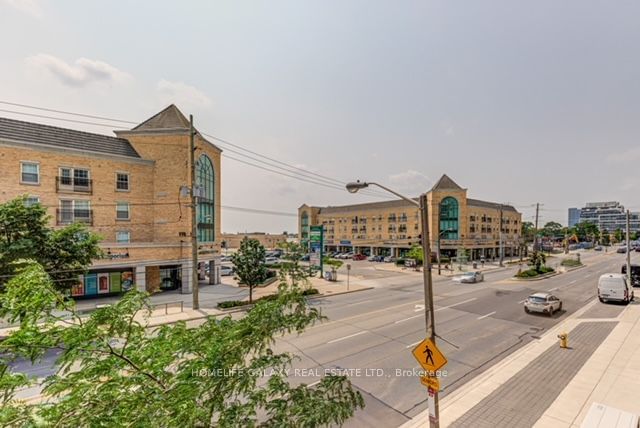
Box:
[0,102,390,199]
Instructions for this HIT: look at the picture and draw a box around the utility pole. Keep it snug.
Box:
[190,115,199,310]
[419,193,439,427]
[626,210,631,286]
[499,205,504,267]
[534,203,540,252]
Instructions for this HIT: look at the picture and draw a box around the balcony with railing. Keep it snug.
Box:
[56,176,93,194]
[56,209,93,226]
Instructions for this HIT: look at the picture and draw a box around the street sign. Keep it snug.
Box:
[420,375,440,391]
[412,338,447,372]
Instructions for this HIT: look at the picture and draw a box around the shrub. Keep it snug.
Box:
[302,287,319,296]
[561,259,582,267]
[515,266,555,278]
[395,258,406,266]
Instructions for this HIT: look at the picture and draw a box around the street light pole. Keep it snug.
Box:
[346,181,440,427]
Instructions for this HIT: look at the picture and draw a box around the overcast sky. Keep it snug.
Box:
[2,0,639,233]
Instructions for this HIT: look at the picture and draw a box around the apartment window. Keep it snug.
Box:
[116,172,130,191]
[116,202,130,220]
[24,196,40,207]
[57,167,92,193]
[116,231,130,243]
[21,162,39,184]
[58,200,92,224]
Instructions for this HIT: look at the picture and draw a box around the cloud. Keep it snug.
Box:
[2,0,43,19]
[388,169,433,195]
[606,147,640,164]
[26,54,131,87]
[157,79,212,109]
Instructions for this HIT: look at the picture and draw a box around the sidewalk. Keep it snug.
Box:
[402,299,640,427]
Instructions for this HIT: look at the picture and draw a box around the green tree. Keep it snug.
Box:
[0,196,101,291]
[614,228,624,243]
[600,228,611,246]
[572,221,599,242]
[232,237,268,303]
[521,221,535,243]
[0,261,364,426]
[407,244,424,266]
[528,251,546,272]
[631,232,639,241]
[541,221,563,237]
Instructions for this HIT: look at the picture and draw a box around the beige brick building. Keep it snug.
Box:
[0,105,222,297]
[221,232,290,251]
[299,175,522,260]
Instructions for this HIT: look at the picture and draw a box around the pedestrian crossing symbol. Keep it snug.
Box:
[412,338,447,372]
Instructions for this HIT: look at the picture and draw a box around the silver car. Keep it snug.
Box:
[524,292,562,316]
[452,271,484,283]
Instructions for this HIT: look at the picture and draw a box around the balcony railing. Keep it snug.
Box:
[56,209,93,225]
[56,177,93,194]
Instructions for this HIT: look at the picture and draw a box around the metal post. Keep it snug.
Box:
[419,193,439,427]
[626,210,631,286]
[190,115,199,310]
[437,234,441,275]
[499,205,504,267]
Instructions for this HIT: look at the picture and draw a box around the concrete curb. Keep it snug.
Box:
[401,297,601,427]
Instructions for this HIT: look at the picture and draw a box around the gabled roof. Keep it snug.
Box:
[431,174,463,191]
[0,116,140,158]
[132,104,190,131]
[124,104,222,152]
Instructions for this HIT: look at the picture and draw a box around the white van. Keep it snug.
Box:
[598,274,634,304]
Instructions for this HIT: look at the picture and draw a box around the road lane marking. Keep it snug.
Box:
[477,311,496,320]
[549,287,558,291]
[395,314,423,324]
[434,297,478,312]
[518,299,526,304]
[346,299,372,306]
[414,304,425,312]
[405,340,422,349]
[327,331,367,344]
[569,280,577,284]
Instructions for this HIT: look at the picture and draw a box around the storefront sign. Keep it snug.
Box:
[309,226,324,272]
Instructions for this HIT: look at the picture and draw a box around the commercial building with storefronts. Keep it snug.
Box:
[577,202,640,233]
[0,105,222,297]
[299,175,522,260]
[221,232,291,250]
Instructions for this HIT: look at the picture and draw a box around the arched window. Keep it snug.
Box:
[439,197,459,240]
[196,155,215,243]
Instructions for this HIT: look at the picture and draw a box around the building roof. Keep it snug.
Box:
[431,174,463,191]
[316,198,518,215]
[125,104,222,152]
[467,198,518,212]
[0,116,140,158]
[132,104,191,131]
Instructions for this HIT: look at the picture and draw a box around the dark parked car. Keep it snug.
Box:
[621,264,640,287]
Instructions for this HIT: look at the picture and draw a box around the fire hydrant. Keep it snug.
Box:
[557,332,568,349]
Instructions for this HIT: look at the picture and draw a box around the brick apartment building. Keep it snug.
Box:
[0,105,221,297]
[299,175,522,260]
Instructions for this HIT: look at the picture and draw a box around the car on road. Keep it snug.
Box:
[524,292,562,316]
[598,273,634,303]
[383,256,396,263]
[352,254,367,261]
[368,255,384,262]
[617,246,628,254]
[220,265,234,276]
[264,256,279,265]
[452,271,484,283]
[621,264,640,287]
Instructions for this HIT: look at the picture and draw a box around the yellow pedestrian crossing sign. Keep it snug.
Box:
[412,338,447,372]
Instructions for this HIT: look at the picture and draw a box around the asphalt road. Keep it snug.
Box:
[273,250,634,427]
[5,250,634,426]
